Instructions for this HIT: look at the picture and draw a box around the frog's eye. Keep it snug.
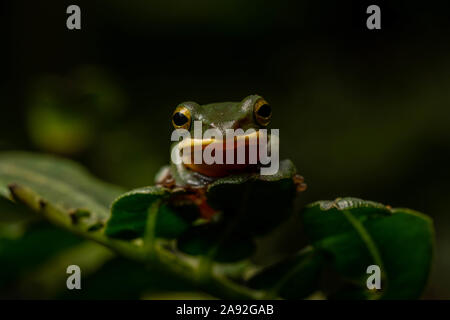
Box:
[254,98,272,126]
[172,106,191,130]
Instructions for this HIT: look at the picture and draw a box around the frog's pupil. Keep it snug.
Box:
[257,104,271,118]
[173,112,188,126]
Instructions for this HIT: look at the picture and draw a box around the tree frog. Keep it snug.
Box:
[155,95,306,219]
[105,95,308,239]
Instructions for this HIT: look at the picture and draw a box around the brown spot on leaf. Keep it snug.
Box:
[38,199,47,210]
[7,183,19,196]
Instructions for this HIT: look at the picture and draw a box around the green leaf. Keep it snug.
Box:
[206,159,298,236]
[106,186,256,262]
[0,152,124,227]
[106,160,299,260]
[105,186,200,240]
[301,197,434,299]
[0,151,433,300]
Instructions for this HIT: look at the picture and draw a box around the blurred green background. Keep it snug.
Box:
[1,0,449,298]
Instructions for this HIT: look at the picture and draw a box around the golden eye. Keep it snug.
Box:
[254,98,272,126]
[172,106,191,130]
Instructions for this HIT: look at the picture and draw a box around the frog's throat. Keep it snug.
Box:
[175,130,269,177]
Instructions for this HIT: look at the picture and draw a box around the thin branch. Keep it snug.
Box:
[8,184,265,300]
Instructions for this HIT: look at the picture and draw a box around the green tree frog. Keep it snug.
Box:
[155,95,306,219]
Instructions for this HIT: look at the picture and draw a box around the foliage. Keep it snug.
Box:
[0,152,434,299]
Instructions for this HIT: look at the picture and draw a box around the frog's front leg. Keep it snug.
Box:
[155,165,218,219]
[155,165,176,189]
[293,174,307,193]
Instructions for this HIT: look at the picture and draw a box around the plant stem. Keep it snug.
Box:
[9,184,266,300]
[144,199,162,260]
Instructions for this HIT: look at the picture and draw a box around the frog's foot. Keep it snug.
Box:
[293,174,307,193]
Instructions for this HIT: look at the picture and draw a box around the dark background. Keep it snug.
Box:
[1,1,449,298]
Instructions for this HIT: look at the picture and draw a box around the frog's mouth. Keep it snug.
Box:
[176,130,268,177]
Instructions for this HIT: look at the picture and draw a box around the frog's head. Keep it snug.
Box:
[172,94,271,134]
[170,95,273,179]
